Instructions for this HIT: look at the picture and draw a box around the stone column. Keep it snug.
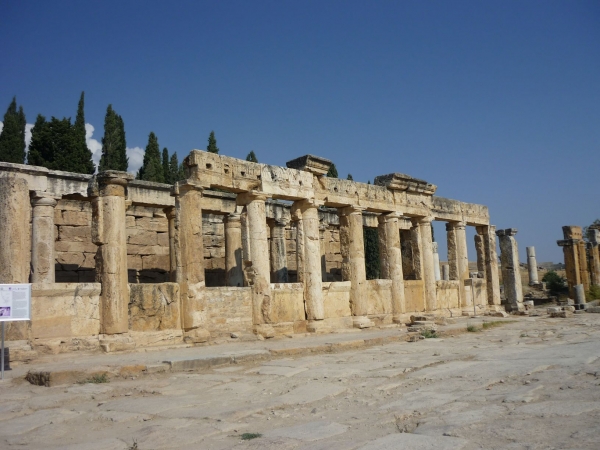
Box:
[474,233,486,279]
[225,213,244,287]
[0,176,31,284]
[90,171,133,335]
[293,215,305,284]
[268,217,289,283]
[339,206,372,328]
[378,212,405,322]
[416,217,437,312]
[238,191,273,335]
[447,222,470,309]
[165,207,178,283]
[557,239,581,299]
[497,228,524,312]
[432,242,441,281]
[319,223,328,282]
[577,240,591,292]
[410,223,423,280]
[293,200,325,326]
[30,192,59,284]
[588,228,600,287]
[477,225,501,306]
[173,181,207,339]
[526,247,539,285]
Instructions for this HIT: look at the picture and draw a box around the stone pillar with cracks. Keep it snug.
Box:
[415,217,437,312]
[238,191,273,337]
[293,199,325,328]
[165,206,178,283]
[447,221,470,310]
[526,246,539,285]
[90,171,134,335]
[477,225,501,306]
[378,212,405,322]
[339,205,372,328]
[497,228,524,312]
[588,228,600,288]
[31,192,59,284]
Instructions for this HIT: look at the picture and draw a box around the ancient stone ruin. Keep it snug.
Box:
[0,151,512,354]
[557,225,600,307]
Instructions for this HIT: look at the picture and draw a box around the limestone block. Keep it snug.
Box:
[127,254,143,270]
[562,305,576,312]
[366,279,393,315]
[126,215,136,228]
[270,284,305,323]
[157,231,169,247]
[142,254,170,271]
[55,241,98,253]
[127,229,158,245]
[322,282,352,319]
[55,210,91,226]
[129,283,180,331]
[550,310,568,318]
[127,205,155,218]
[128,244,170,256]
[547,307,562,314]
[58,225,92,242]
[404,280,425,312]
[57,199,92,212]
[56,252,85,267]
[136,216,168,232]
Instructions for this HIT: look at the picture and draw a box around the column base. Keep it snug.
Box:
[183,328,211,344]
[307,320,331,334]
[254,324,275,339]
[352,316,374,329]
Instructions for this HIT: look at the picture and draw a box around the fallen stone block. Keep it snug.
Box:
[549,311,568,318]
[547,307,562,314]
[562,306,575,313]
[586,306,600,313]
[488,310,509,318]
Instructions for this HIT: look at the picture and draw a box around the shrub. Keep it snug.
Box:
[587,284,600,301]
[542,270,567,294]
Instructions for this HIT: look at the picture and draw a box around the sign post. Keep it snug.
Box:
[0,284,31,380]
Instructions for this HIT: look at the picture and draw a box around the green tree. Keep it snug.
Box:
[99,105,128,171]
[246,150,258,162]
[327,163,338,178]
[364,227,380,279]
[542,270,567,295]
[69,92,95,174]
[207,130,219,154]
[0,97,26,164]
[137,132,164,182]
[27,114,51,167]
[162,147,170,182]
[168,152,182,183]
[347,174,353,181]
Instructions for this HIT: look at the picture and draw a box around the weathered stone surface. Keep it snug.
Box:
[497,228,524,311]
[129,283,180,331]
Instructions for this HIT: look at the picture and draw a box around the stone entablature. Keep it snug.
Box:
[0,152,504,355]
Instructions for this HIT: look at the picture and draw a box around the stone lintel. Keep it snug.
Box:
[588,228,600,245]
[374,173,437,196]
[562,225,583,240]
[377,211,403,224]
[557,239,580,247]
[171,180,204,196]
[496,228,518,237]
[285,154,332,176]
[412,215,434,225]
[338,205,365,216]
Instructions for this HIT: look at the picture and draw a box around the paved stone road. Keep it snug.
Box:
[1,315,600,449]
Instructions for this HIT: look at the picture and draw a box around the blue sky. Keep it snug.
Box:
[1,0,599,264]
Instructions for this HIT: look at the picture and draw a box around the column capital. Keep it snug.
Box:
[164,206,177,220]
[377,211,403,224]
[30,191,60,207]
[291,198,323,219]
[446,221,466,231]
[237,190,269,205]
[269,216,290,228]
[226,212,242,224]
[89,171,134,198]
[339,205,364,216]
[558,239,579,247]
[413,216,434,226]
[496,228,518,237]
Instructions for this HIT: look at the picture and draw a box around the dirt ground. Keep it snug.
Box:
[1,312,600,449]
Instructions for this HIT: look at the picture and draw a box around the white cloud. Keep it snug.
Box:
[85,123,103,168]
[0,121,3,134]
[126,146,144,175]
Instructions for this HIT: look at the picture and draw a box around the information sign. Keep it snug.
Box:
[0,284,31,322]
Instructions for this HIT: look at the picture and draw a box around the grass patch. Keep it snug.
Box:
[482,320,514,329]
[78,373,109,384]
[466,324,479,332]
[241,433,262,441]
[420,329,438,339]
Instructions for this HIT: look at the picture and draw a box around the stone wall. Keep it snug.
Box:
[436,280,461,311]
[204,287,253,337]
[55,200,95,282]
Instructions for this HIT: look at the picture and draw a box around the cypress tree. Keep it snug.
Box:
[168,152,181,183]
[327,163,338,178]
[99,105,128,171]
[137,132,164,182]
[207,131,219,154]
[347,174,353,181]
[246,150,258,162]
[27,114,51,167]
[0,97,27,164]
[69,92,95,174]
[162,148,170,182]
[178,162,186,181]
